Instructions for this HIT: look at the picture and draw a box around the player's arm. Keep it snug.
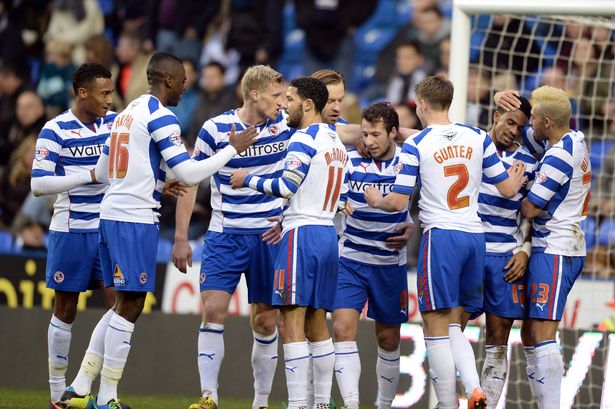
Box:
[230,137,314,199]
[31,127,97,196]
[172,185,198,273]
[482,134,527,198]
[521,148,573,219]
[366,140,417,212]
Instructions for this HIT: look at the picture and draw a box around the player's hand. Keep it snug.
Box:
[386,222,415,250]
[355,138,371,159]
[364,186,383,208]
[262,216,282,245]
[494,90,521,112]
[504,251,529,282]
[228,124,258,154]
[162,179,189,198]
[339,201,354,217]
[507,160,528,192]
[89,168,97,183]
[230,168,248,189]
[172,237,192,274]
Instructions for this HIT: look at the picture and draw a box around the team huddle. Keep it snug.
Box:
[36,52,590,409]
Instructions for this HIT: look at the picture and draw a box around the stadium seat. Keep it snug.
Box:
[598,219,615,246]
[589,139,614,176]
[0,231,13,253]
[157,238,173,263]
[581,216,597,250]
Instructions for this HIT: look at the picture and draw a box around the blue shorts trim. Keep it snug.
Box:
[272,225,338,311]
[46,231,103,292]
[99,220,159,292]
[200,231,278,304]
[417,228,485,312]
[483,254,527,319]
[335,257,408,324]
[526,252,584,320]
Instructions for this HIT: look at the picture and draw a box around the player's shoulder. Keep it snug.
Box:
[549,133,575,158]
[43,110,77,134]
[454,122,485,136]
[513,144,538,165]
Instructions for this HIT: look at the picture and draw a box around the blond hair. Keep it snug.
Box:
[240,65,283,100]
[311,69,345,87]
[531,85,571,128]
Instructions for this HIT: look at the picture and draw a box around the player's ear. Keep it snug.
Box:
[303,98,314,112]
[390,126,398,140]
[76,86,87,100]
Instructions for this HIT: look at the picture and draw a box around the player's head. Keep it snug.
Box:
[530,85,571,140]
[361,102,399,160]
[72,63,113,118]
[311,69,345,125]
[146,51,186,106]
[241,65,284,121]
[286,77,329,129]
[414,75,453,126]
[492,95,531,149]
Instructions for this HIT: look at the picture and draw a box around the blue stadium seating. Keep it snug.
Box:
[598,219,615,246]
[0,231,13,253]
[589,139,615,177]
[581,216,597,250]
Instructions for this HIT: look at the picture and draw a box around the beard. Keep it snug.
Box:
[287,109,303,129]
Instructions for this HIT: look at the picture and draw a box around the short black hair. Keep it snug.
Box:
[362,102,400,134]
[289,77,329,113]
[146,51,183,86]
[205,61,226,75]
[72,63,112,94]
[497,94,532,120]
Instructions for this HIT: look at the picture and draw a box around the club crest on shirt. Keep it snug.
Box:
[168,130,182,146]
[139,272,148,285]
[394,163,404,174]
[269,124,279,135]
[53,271,64,283]
[285,157,302,171]
[535,171,547,184]
[35,146,49,161]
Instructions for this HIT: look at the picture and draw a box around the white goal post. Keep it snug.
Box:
[448,0,615,123]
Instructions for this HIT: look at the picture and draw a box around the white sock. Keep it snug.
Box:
[532,341,563,409]
[334,341,360,408]
[252,330,278,409]
[449,324,481,397]
[425,336,457,409]
[311,338,335,405]
[283,341,310,409]
[377,347,400,409]
[481,345,508,409]
[198,322,225,405]
[524,345,539,406]
[306,345,314,409]
[98,313,134,405]
[48,315,72,402]
[72,309,114,396]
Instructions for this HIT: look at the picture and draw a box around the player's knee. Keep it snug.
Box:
[202,298,228,324]
[251,310,277,335]
[376,332,400,351]
[333,319,355,341]
[486,326,510,345]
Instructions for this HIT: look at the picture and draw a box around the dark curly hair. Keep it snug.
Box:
[362,102,399,134]
[72,63,112,94]
[289,77,329,113]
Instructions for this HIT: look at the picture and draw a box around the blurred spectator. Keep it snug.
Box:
[0,62,30,166]
[168,59,199,137]
[228,0,284,73]
[395,103,419,131]
[84,34,116,71]
[341,92,362,124]
[590,99,615,218]
[481,15,541,80]
[200,11,241,86]
[113,30,152,110]
[539,66,579,130]
[372,4,450,87]
[37,40,77,117]
[296,0,377,81]
[0,0,29,74]
[466,67,491,130]
[385,40,427,105]
[187,61,238,147]
[438,37,450,74]
[14,221,47,252]
[147,0,221,63]
[45,0,104,65]
[7,91,46,158]
[0,136,36,230]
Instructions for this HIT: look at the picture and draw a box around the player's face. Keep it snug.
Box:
[168,64,187,107]
[286,86,304,129]
[361,118,396,160]
[321,82,345,125]
[529,106,548,140]
[256,81,284,121]
[492,109,527,149]
[82,77,114,118]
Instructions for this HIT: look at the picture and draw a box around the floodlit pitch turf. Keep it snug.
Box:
[0,388,281,409]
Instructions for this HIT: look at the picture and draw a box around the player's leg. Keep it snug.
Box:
[280,305,310,409]
[481,314,514,409]
[247,237,280,409]
[332,257,369,409]
[306,307,335,409]
[374,322,401,409]
[450,307,484,403]
[417,229,462,409]
[524,254,583,409]
[520,320,538,402]
[96,220,156,408]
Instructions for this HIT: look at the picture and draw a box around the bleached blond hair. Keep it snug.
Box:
[240,65,283,100]
[530,85,572,128]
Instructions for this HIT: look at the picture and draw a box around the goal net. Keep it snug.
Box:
[442,3,615,408]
